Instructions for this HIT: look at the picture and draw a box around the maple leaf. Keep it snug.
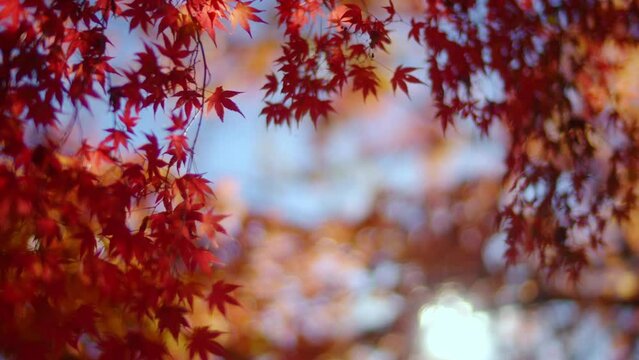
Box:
[67,305,98,341]
[126,332,168,359]
[166,113,188,132]
[261,73,279,98]
[206,280,240,316]
[368,20,391,51]
[383,0,396,21]
[174,90,202,119]
[121,3,153,33]
[391,66,424,98]
[206,86,244,121]
[166,134,190,168]
[0,0,22,29]
[231,1,266,37]
[156,305,189,340]
[291,95,335,125]
[156,34,190,66]
[118,109,139,133]
[261,101,291,126]
[187,327,226,360]
[340,4,364,30]
[194,8,227,46]
[99,335,127,360]
[36,217,60,244]
[103,128,131,150]
[408,19,424,43]
[191,249,221,274]
[157,4,180,34]
[349,65,379,101]
[175,173,214,203]
[76,228,97,257]
[200,211,228,247]
[162,280,203,309]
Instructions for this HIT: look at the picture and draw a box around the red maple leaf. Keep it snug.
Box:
[349,65,379,100]
[261,73,279,98]
[191,249,221,274]
[156,305,189,340]
[291,95,334,126]
[187,327,225,360]
[231,1,266,37]
[166,134,190,168]
[118,109,139,133]
[103,128,131,150]
[340,4,364,31]
[175,173,214,203]
[261,101,291,126]
[391,66,424,98]
[206,86,244,121]
[408,19,424,43]
[383,0,396,21]
[174,90,202,119]
[206,280,240,316]
[200,211,228,247]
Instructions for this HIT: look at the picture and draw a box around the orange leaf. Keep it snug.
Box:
[231,1,266,37]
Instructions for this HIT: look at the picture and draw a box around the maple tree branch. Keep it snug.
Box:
[520,287,639,309]
[59,107,79,146]
[183,1,210,173]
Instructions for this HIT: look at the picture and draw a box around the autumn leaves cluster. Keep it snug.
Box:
[3,0,639,358]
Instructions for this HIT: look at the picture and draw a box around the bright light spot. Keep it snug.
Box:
[419,292,495,360]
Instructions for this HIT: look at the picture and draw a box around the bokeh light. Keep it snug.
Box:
[419,290,494,360]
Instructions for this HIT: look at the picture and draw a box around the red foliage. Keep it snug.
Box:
[1,0,639,357]
[187,327,226,359]
[391,66,424,98]
[0,0,248,357]
[206,86,244,121]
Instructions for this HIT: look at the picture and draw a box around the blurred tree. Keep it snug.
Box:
[259,0,639,277]
[3,0,639,358]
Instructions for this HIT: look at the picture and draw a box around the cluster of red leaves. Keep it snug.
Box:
[2,0,639,357]
[260,1,425,126]
[0,0,258,358]
[261,0,639,278]
[405,0,639,278]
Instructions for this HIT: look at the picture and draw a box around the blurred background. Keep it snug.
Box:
[197,95,639,359]
[59,1,639,358]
